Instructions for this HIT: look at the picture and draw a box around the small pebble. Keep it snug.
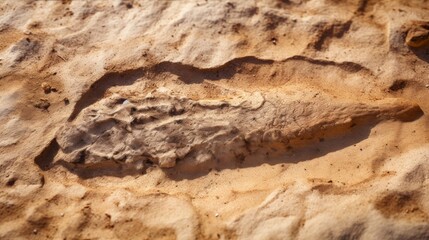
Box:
[215,213,219,217]
[61,213,65,217]
[425,84,429,88]
[33,229,38,234]
[41,82,52,94]
[271,37,277,45]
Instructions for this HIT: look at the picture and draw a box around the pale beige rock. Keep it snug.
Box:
[1,0,429,239]
[406,21,429,48]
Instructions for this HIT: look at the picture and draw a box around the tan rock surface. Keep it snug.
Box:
[1,0,429,239]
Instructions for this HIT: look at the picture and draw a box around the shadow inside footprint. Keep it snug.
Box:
[410,45,429,63]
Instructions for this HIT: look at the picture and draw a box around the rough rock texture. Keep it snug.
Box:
[55,82,421,175]
[1,0,429,239]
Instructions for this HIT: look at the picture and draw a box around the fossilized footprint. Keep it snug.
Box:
[52,85,422,175]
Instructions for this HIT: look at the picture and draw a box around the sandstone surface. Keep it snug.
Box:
[1,0,429,239]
